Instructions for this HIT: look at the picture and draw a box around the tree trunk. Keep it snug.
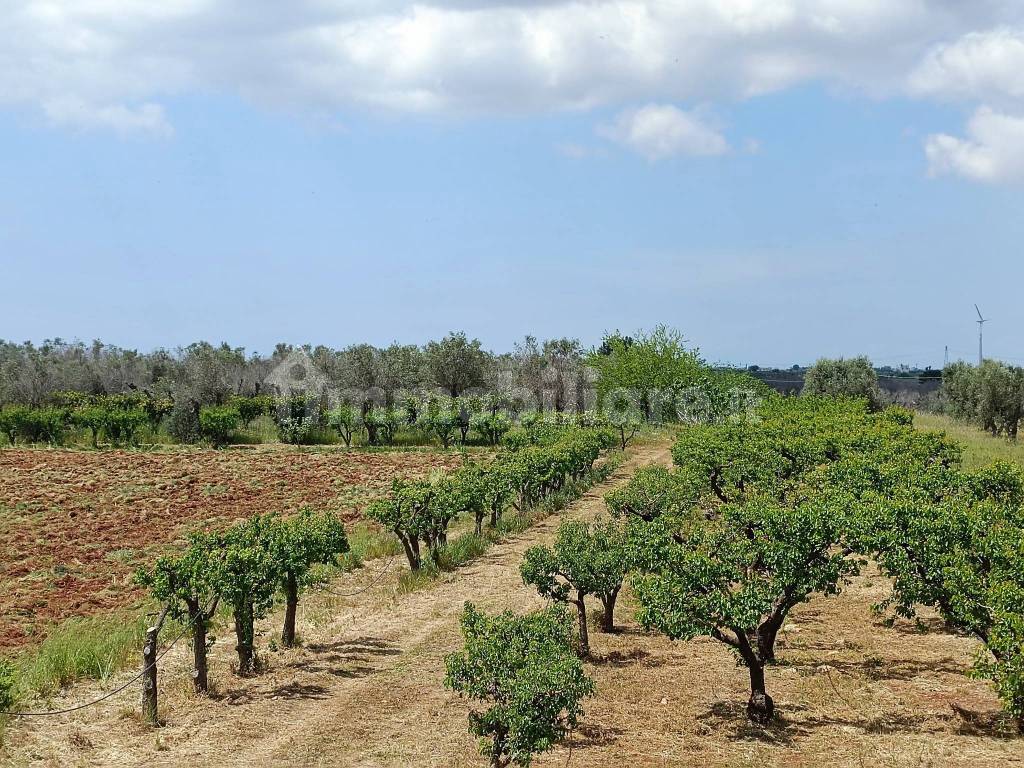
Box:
[185,598,210,694]
[398,531,421,571]
[600,587,620,632]
[475,511,484,537]
[490,725,509,768]
[757,616,782,664]
[281,571,299,647]
[234,605,255,676]
[746,662,774,724]
[575,593,590,657]
[192,617,209,694]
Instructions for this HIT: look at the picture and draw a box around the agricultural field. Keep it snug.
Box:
[0,446,463,650]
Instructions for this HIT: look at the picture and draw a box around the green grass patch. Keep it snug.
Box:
[914,411,1024,470]
[13,613,152,699]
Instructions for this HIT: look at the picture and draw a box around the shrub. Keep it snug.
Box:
[168,400,201,444]
[199,405,240,448]
[275,415,318,445]
[71,406,106,447]
[444,603,594,768]
[0,657,16,713]
[470,412,512,445]
[101,407,148,446]
[1,406,68,445]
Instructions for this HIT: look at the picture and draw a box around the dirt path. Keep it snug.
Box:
[3,443,672,768]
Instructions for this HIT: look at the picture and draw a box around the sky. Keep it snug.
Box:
[2,2,1024,369]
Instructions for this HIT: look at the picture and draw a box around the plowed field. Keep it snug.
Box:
[0,446,460,650]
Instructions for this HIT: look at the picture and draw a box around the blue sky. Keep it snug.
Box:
[2,2,1024,368]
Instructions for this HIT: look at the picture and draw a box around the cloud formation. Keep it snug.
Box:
[1,0,1023,176]
[926,107,1024,183]
[600,104,728,159]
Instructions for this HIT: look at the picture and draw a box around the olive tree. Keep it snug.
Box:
[802,356,881,409]
[444,603,594,768]
[424,332,489,398]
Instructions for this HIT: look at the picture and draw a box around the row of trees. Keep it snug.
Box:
[1,329,768,426]
[134,511,350,722]
[602,395,1024,728]
[0,334,589,410]
[367,426,614,572]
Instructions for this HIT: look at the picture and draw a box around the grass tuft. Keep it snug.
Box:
[15,613,151,698]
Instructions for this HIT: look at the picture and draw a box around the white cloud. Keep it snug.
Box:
[599,104,728,160]
[910,27,1024,104]
[925,107,1024,183]
[42,98,173,138]
[0,1,1021,140]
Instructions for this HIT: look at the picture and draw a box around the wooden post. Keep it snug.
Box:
[141,607,169,726]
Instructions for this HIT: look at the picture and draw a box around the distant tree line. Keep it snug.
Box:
[0,334,592,410]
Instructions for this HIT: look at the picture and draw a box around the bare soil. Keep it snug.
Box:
[4,441,1024,767]
[0,446,460,650]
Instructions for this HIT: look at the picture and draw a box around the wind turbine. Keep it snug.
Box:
[975,304,989,366]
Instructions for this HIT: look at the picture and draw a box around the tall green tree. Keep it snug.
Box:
[587,325,706,421]
[424,332,488,398]
[802,356,881,409]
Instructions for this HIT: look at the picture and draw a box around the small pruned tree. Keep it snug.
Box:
[365,479,435,571]
[480,462,517,530]
[471,411,513,446]
[136,531,225,693]
[71,405,106,447]
[327,403,359,447]
[229,394,271,428]
[444,603,595,768]
[266,510,350,647]
[521,520,627,655]
[418,396,461,448]
[220,517,282,675]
